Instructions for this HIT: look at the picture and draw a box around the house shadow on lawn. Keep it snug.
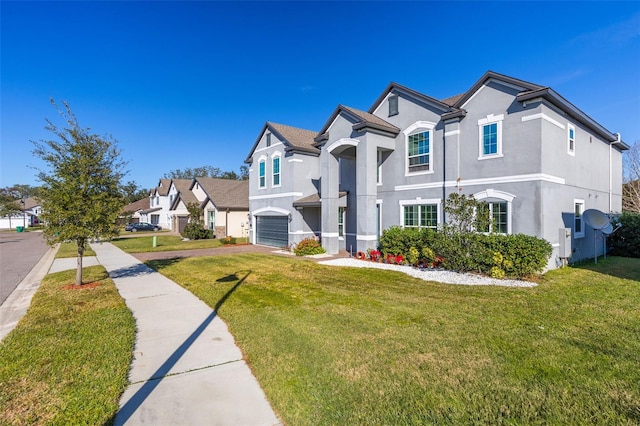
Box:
[572,256,640,281]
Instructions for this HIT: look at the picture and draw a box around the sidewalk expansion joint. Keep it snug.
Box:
[130,358,244,385]
[136,293,168,299]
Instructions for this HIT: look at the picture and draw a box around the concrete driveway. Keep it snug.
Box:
[0,230,50,304]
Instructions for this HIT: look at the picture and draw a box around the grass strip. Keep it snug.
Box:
[111,235,248,253]
[0,266,135,425]
[148,254,640,425]
[56,241,96,258]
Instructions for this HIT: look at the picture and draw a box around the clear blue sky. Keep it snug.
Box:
[2,1,639,190]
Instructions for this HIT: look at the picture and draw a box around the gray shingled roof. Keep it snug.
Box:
[268,122,318,151]
[340,105,400,133]
[156,178,171,196]
[122,197,150,213]
[194,177,249,210]
[440,93,465,107]
[172,179,199,206]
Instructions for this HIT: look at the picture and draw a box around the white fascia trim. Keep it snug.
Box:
[327,138,359,154]
[403,120,436,135]
[398,197,442,206]
[521,113,565,130]
[254,141,284,154]
[289,230,316,235]
[461,84,485,108]
[444,129,460,137]
[288,158,303,163]
[356,234,378,241]
[477,114,504,125]
[252,206,290,216]
[249,192,303,200]
[394,173,565,191]
[322,232,339,238]
[473,189,516,202]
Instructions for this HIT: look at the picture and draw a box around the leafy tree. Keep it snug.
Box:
[121,180,148,204]
[0,193,22,228]
[164,165,247,180]
[623,140,640,213]
[32,100,127,285]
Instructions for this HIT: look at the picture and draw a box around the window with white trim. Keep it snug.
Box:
[403,204,438,230]
[338,207,345,237]
[272,156,281,187]
[568,124,575,156]
[478,114,503,159]
[407,131,431,173]
[574,199,584,238]
[479,202,508,234]
[266,133,271,147]
[403,121,435,176]
[259,160,266,188]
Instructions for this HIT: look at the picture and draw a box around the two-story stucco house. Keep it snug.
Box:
[141,178,173,229]
[246,71,628,266]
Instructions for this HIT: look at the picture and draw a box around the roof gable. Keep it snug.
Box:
[192,177,249,210]
[315,104,399,144]
[453,70,544,109]
[245,122,318,163]
[369,82,456,116]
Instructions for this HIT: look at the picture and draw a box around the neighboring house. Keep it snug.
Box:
[121,197,150,224]
[246,71,628,267]
[190,177,249,238]
[0,197,40,229]
[168,178,200,234]
[140,179,172,229]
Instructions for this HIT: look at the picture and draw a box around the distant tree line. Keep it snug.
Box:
[163,165,249,181]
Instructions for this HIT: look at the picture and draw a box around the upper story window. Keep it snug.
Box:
[478,114,504,160]
[403,121,435,176]
[568,124,575,156]
[408,132,430,173]
[266,133,272,147]
[272,155,281,187]
[388,95,398,117]
[259,159,266,188]
[574,199,584,238]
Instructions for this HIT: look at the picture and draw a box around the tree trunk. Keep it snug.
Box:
[76,238,85,285]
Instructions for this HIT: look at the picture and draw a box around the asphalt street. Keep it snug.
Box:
[0,230,50,305]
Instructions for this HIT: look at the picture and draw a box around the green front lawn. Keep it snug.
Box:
[0,266,135,425]
[56,241,96,258]
[148,254,640,425]
[111,235,225,252]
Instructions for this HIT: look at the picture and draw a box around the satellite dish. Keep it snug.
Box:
[601,223,614,235]
[582,209,610,230]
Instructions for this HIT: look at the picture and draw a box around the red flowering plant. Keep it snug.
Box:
[395,254,405,265]
[368,249,381,261]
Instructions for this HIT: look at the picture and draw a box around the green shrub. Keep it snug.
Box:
[609,212,640,258]
[294,238,326,256]
[407,247,420,265]
[221,236,236,245]
[378,226,435,256]
[180,202,214,240]
[379,226,552,278]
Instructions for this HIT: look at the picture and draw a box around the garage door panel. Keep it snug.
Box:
[256,216,288,247]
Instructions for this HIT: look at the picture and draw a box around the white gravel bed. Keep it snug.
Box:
[318,258,536,288]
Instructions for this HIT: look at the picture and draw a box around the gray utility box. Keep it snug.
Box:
[558,228,572,258]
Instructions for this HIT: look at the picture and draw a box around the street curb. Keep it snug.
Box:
[0,244,59,341]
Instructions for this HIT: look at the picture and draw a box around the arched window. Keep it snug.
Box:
[474,189,515,234]
[403,121,436,176]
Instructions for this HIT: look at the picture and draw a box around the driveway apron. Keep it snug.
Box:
[90,242,280,426]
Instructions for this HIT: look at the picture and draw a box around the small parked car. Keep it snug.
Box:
[125,222,162,232]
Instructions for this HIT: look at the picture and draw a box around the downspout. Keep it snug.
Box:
[609,133,622,212]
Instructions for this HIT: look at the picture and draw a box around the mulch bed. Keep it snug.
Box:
[62,281,101,290]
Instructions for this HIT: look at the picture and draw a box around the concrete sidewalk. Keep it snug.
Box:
[90,242,281,426]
